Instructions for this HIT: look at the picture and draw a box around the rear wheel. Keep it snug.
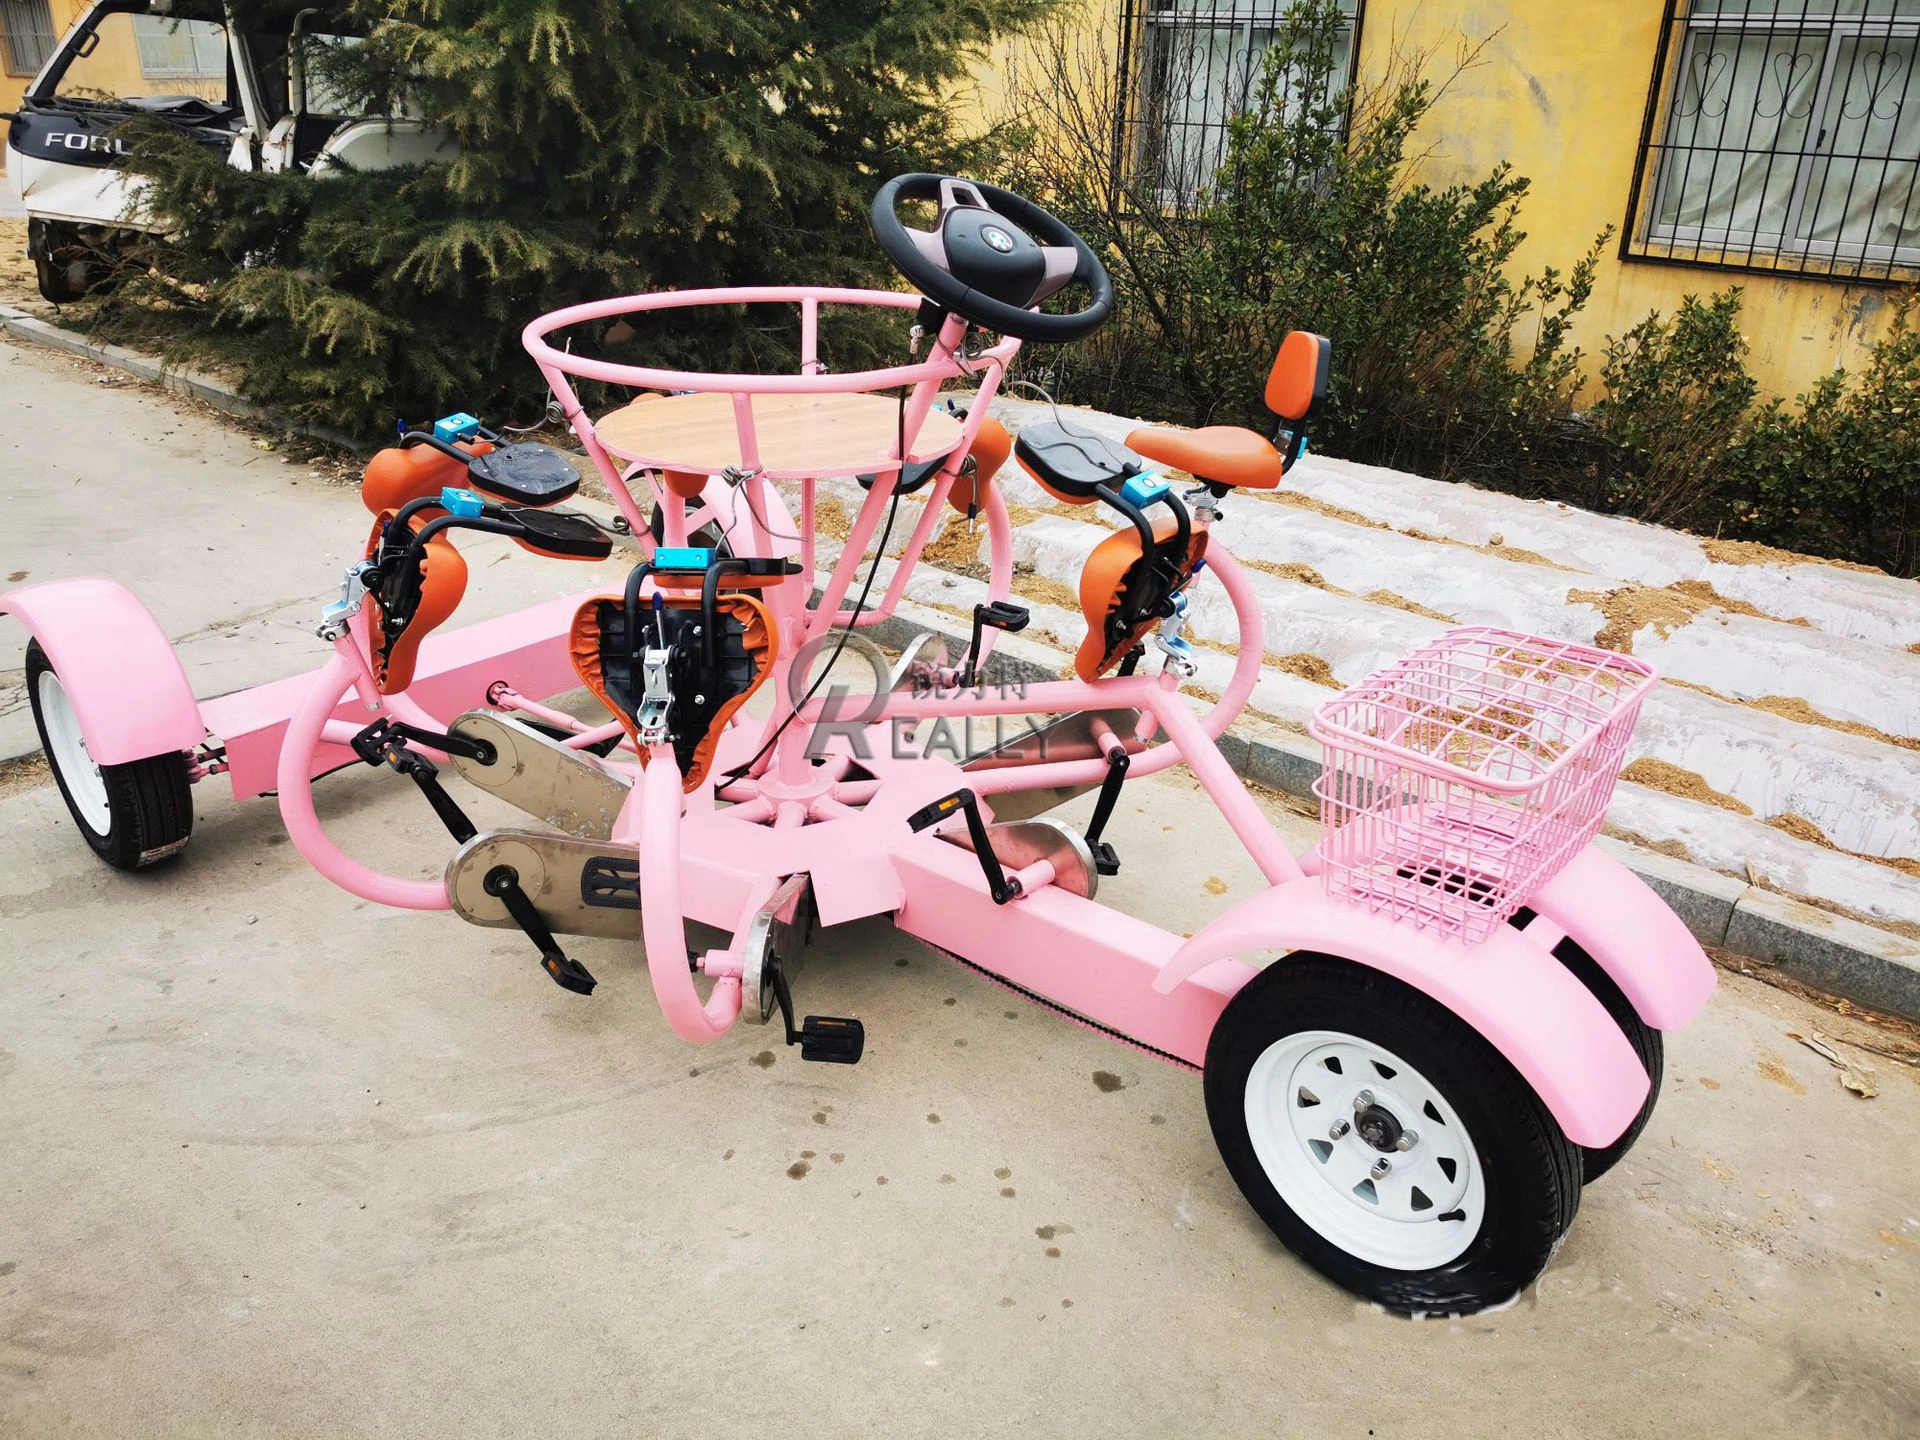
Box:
[1204,955,1581,1316]
[1553,938,1663,1183]
[24,641,193,870]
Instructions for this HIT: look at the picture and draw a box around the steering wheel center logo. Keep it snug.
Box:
[980,225,1016,254]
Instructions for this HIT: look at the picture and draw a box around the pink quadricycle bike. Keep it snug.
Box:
[3,175,1714,1314]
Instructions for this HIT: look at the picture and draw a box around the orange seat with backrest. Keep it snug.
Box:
[1126,330,1331,490]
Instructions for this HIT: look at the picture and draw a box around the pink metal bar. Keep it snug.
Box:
[731,393,761,473]
[522,288,1016,395]
[1145,686,1301,886]
[275,653,449,911]
[800,296,820,373]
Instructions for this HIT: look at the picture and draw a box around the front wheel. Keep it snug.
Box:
[1204,956,1581,1316]
[24,640,193,870]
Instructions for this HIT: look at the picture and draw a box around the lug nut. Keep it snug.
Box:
[1353,1088,1374,1110]
[1328,1120,1351,1141]
[1396,1129,1418,1152]
[1371,1157,1392,1178]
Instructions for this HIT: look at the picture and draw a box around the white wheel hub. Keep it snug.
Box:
[37,666,111,836]
[1245,1029,1485,1271]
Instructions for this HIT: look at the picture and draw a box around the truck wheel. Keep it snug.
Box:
[24,641,193,870]
[1204,955,1581,1317]
[29,221,115,304]
[1553,938,1663,1183]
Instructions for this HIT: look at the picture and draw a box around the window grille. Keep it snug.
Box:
[1625,1,1920,282]
[132,15,228,83]
[1116,1,1361,211]
[0,0,57,78]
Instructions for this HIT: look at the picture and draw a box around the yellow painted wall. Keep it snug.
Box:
[974,0,1904,401]
[0,1,91,120]
[1362,1,1899,399]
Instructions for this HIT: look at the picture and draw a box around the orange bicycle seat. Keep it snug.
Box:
[1125,330,1331,489]
[362,509,469,694]
[1075,517,1208,681]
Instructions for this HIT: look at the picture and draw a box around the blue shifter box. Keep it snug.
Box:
[654,546,715,571]
[433,412,482,444]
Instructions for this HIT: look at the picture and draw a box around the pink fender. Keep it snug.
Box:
[1153,878,1650,1148]
[1527,845,1717,1030]
[1,577,203,764]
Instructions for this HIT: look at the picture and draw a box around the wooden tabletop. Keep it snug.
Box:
[594,391,965,479]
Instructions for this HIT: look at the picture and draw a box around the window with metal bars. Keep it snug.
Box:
[132,15,229,83]
[0,0,57,78]
[1117,1,1361,212]
[1625,1,1920,282]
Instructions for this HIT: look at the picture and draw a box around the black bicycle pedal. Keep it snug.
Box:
[541,952,598,996]
[1089,840,1121,877]
[799,1015,865,1065]
[974,601,1030,633]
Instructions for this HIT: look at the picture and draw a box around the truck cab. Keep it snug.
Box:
[3,1,450,301]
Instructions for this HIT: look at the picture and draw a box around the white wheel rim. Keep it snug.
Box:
[1245,1029,1485,1271]
[37,667,111,836]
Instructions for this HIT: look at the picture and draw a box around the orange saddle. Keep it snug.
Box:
[570,582,779,792]
[1126,330,1331,491]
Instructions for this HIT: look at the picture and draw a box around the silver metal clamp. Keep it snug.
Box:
[316,561,374,642]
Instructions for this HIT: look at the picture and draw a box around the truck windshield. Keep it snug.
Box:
[51,12,230,108]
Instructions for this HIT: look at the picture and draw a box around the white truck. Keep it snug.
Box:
[3,0,449,301]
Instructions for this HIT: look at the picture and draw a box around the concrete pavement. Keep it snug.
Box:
[1,338,1918,1438]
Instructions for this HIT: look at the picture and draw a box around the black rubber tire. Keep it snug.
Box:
[24,641,194,871]
[1553,938,1664,1183]
[1204,955,1583,1317]
[29,221,112,304]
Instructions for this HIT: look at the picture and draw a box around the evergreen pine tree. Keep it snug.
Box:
[116,0,1046,432]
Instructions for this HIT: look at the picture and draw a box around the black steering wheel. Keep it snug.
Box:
[870,174,1113,344]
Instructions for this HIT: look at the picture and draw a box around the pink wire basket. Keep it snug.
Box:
[1308,627,1657,944]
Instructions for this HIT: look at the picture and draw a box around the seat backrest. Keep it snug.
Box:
[1264,330,1332,422]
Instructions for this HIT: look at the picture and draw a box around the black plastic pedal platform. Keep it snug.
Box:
[963,601,1031,686]
[467,443,581,506]
[769,959,865,1064]
[799,1015,865,1065]
[509,508,614,560]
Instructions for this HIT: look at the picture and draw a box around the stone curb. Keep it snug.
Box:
[0,303,362,452]
[864,595,1920,1024]
[7,307,1915,1023]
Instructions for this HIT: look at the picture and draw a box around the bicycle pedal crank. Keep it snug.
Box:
[939,815,1100,901]
[447,710,632,841]
[446,829,643,941]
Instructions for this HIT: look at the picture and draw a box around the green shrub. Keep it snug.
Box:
[994,0,1605,489]
[1587,291,1760,531]
[1724,292,1920,578]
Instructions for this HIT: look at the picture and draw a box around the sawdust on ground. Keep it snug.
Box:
[1244,558,1337,591]
[1011,572,1081,615]
[1744,692,1920,753]
[1363,589,1456,623]
[1668,578,1811,627]
[1622,757,1753,815]
[1273,652,1340,688]
[1703,535,1888,575]
[1572,577,1812,652]
[1572,582,1712,652]
[1768,811,1920,880]
[0,218,36,308]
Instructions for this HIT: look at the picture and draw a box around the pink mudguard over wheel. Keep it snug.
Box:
[0,577,203,764]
